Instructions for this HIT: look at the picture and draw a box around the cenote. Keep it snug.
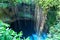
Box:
[9,3,48,40]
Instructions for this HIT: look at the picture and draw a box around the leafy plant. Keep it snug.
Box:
[46,22,60,40]
[0,20,30,40]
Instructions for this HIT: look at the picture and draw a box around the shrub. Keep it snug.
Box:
[0,20,30,40]
[46,22,60,40]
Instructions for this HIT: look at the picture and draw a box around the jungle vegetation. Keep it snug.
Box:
[0,0,60,40]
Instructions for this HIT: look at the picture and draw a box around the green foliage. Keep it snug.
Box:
[15,0,31,4]
[0,0,60,9]
[46,7,57,26]
[46,4,60,40]
[35,0,60,9]
[0,20,30,40]
[46,22,60,40]
[2,3,8,8]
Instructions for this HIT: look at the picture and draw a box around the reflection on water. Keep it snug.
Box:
[29,32,47,40]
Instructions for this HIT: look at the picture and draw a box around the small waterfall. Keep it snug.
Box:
[34,5,46,40]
